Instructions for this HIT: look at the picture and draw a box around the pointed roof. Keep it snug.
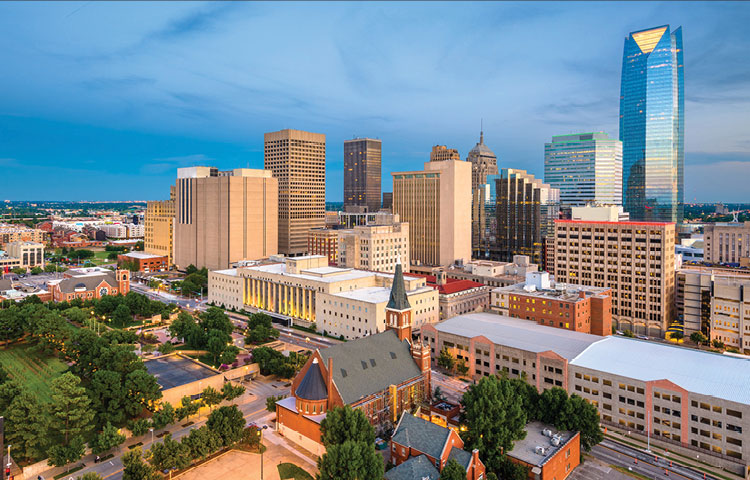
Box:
[295,359,328,401]
[468,130,496,159]
[631,25,668,54]
[386,257,411,311]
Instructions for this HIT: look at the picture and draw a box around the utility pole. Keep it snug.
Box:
[646,410,651,453]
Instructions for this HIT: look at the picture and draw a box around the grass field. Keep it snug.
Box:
[0,343,69,403]
[277,463,313,480]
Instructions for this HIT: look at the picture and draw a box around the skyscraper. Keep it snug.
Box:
[344,138,382,212]
[144,185,175,266]
[620,25,684,223]
[544,132,622,206]
[467,130,498,191]
[467,130,499,258]
[264,129,326,255]
[429,145,461,162]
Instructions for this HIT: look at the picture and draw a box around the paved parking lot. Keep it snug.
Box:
[569,457,637,480]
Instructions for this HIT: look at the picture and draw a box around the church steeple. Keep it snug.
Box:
[386,254,412,342]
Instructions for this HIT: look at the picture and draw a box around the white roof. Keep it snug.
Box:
[123,252,162,260]
[434,313,602,360]
[247,263,374,284]
[571,336,750,405]
[333,285,434,304]
[212,268,238,276]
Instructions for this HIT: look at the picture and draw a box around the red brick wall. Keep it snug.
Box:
[509,294,590,333]
[540,431,580,480]
[276,405,323,444]
[590,292,612,336]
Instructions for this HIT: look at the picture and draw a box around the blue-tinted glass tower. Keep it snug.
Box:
[620,25,684,223]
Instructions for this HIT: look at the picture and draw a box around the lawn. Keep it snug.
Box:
[277,463,313,480]
[0,343,69,403]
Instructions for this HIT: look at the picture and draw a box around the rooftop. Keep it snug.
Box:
[244,262,374,284]
[392,412,451,461]
[571,336,750,405]
[332,285,433,304]
[433,313,602,360]
[507,421,577,468]
[556,219,672,227]
[212,268,239,276]
[384,455,439,480]
[121,252,164,260]
[144,354,218,390]
[408,273,486,295]
[492,282,610,301]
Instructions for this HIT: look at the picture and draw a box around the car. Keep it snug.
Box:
[637,335,649,340]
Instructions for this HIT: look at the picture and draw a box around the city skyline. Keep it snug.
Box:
[1,2,749,202]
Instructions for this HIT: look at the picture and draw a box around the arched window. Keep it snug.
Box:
[100,287,108,296]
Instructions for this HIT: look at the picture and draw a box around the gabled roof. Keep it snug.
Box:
[54,271,119,294]
[384,455,439,480]
[391,412,451,461]
[448,447,472,470]
[387,261,411,311]
[318,330,421,405]
[296,359,328,401]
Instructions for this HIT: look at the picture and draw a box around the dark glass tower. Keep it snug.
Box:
[620,25,684,223]
[344,138,382,212]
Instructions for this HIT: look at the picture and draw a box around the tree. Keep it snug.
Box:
[169,312,202,346]
[129,418,151,437]
[148,433,191,472]
[5,389,45,461]
[206,405,245,446]
[122,447,159,480]
[134,240,144,251]
[207,330,230,366]
[91,422,126,454]
[437,347,456,371]
[158,342,176,355]
[456,359,469,376]
[79,473,104,480]
[441,458,467,480]
[182,425,222,461]
[712,339,725,349]
[690,332,708,348]
[152,403,175,430]
[123,369,162,418]
[107,252,119,261]
[670,331,684,340]
[461,376,527,473]
[562,394,603,451]
[47,372,95,447]
[266,394,284,412]
[112,303,132,328]
[320,406,375,447]
[185,264,199,275]
[176,395,199,421]
[30,266,43,275]
[11,267,25,275]
[494,455,529,480]
[316,440,384,480]
[48,437,86,469]
[221,382,245,403]
[201,386,224,412]
[433,386,444,401]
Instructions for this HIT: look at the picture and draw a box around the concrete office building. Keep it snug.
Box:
[0,225,46,248]
[382,192,393,211]
[429,145,461,162]
[422,313,750,476]
[264,129,326,255]
[704,222,750,264]
[208,255,438,335]
[675,269,714,336]
[145,188,175,265]
[709,278,750,353]
[173,167,278,271]
[307,228,339,265]
[552,219,675,336]
[444,255,539,288]
[332,210,398,229]
[544,133,622,206]
[491,271,613,336]
[392,160,471,267]
[496,169,560,264]
[5,241,44,271]
[338,223,410,273]
[344,138,381,213]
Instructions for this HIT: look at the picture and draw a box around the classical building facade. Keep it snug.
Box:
[344,138,382,213]
[704,222,750,265]
[173,167,278,271]
[264,129,326,256]
[429,145,460,162]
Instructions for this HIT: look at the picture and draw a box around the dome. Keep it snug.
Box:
[295,359,328,401]
[468,131,496,159]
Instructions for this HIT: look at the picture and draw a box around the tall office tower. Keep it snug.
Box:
[703,222,750,264]
[552,218,675,337]
[473,174,501,259]
[620,25,684,223]
[544,132,622,206]
[392,160,471,267]
[343,138,381,213]
[264,129,326,255]
[382,192,393,211]
[467,130,498,191]
[429,145,461,162]
[173,167,278,271]
[145,186,176,266]
[496,169,559,264]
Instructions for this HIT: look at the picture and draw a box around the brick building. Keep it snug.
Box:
[506,422,580,480]
[275,262,431,456]
[491,271,612,336]
[410,271,490,321]
[117,252,169,273]
[386,412,485,480]
[307,228,338,265]
[49,269,130,302]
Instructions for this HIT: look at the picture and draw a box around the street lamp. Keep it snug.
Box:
[149,427,154,447]
[256,428,264,480]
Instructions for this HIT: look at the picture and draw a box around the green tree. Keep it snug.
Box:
[670,331,684,340]
[79,473,105,480]
[320,406,375,447]
[158,342,176,355]
[148,433,191,472]
[433,386,444,401]
[437,347,456,371]
[11,267,25,275]
[112,303,132,328]
[129,418,151,437]
[169,312,202,346]
[201,386,224,412]
[30,266,43,275]
[690,331,708,347]
[123,369,162,417]
[185,264,198,275]
[48,437,86,469]
[176,395,200,421]
[122,447,159,480]
[47,372,95,446]
[182,425,223,461]
[562,395,603,451]
[5,389,46,461]
[495,455,529,480]
[538,388,572,426]
[152,403,176,430]
[91,422,126,454]
[266,394,284,412]
[441,458,467,480]
[456,359,469,376]
[316,440,384,480]
[221,382,245,403]
[206,405,245,446]
[461,376,527,473]
[712,339,725,349]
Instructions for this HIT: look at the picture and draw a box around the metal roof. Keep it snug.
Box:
[295,359,328,401]
[570,336,750,405]
[434,313,602,360]
[391,412,451,461]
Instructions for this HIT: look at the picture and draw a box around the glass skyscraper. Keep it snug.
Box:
[620,25,684,223]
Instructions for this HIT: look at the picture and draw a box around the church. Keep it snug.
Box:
[275,258,432,456]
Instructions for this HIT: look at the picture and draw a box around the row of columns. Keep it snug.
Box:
[243,277,315,322]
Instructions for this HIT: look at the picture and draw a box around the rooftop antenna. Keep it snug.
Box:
[480,118,484,144]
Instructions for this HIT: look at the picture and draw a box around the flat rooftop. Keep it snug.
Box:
[122,252,164,260]
[332,285,434,304]
[433,313,602,360]
[245,262,375,283]
[145,355,218,390]
[508,421,576,468]
[492,282,610,301]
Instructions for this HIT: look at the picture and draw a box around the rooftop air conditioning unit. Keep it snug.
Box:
[542,428,553,437]
[535,446,547,455]
[551,435,562,446]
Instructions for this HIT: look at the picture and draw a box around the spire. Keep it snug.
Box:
[387,256,411,311]
[480,118,484,144]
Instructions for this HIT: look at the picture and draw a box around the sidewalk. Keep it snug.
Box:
[604,427,745,480]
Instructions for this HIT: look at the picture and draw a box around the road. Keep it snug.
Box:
[45,378,289,480]
[590,439,722,480]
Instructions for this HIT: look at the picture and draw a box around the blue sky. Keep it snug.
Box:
[1,1,749,202]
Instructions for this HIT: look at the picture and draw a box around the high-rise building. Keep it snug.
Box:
[338,222,410,273]
[429,145,460,162]
[620,25,684,223]
[382,192,393,211]
[473,174,501,259]
[344,138,381,213]
[173,167,278,271]
[544,132,622,206]
[703,222,750,264]
[145,186,175,266]
[264,129,326,255]
[467,130,498,192]
[552,219,675,336]
[392,160,471,267]
[496,169,559,264]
